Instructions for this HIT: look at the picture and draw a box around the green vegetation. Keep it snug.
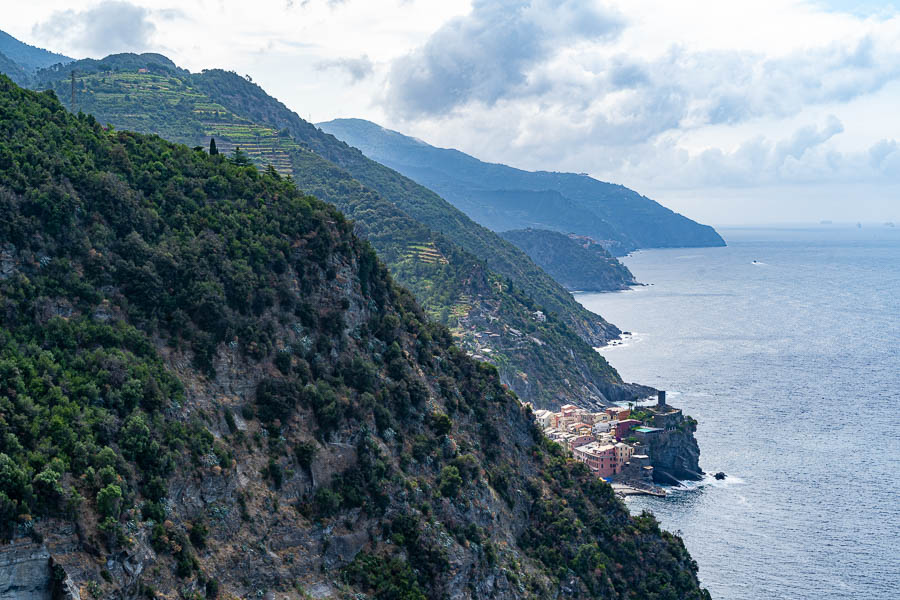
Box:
[501,228,636,292]
[319,117,726,254]
[0,74,381,539]
[0,75,707,598]
[26,53,638,408]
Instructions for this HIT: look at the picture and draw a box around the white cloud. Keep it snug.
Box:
[316,54,374,82]
[384,0,623,116]
[32,1,163,56]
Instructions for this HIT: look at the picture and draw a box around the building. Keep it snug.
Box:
[615,419,642,440]
[592,420,613,435]
[533,409,554,429]
[568,434,596,451]
[568,422,593,436]
[606,406,631,421]
[614,442,634,471]
[632,426,663,443]
[574,442,618,477]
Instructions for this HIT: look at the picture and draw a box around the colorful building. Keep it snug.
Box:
[615,419,642,440]
[573,442,618,477]
[606,406,631,421]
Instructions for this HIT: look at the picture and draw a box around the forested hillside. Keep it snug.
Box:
[0,75,708,600]
[319,118,725,255]
[0,51,27,86]
[0,29,70,76]
[27,52,645,408]
[191,69,616,347]
[502,229,637,292]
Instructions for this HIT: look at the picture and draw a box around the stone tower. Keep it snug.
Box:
[657,390,666,409]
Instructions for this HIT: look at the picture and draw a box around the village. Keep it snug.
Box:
[529,391,685,496]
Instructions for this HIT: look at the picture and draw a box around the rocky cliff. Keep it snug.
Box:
[0,76,709,599]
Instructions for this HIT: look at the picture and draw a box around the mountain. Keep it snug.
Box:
[318,118,726,255]
[0,74,709,600]
[27,53,647,408]
[501,229,637,292]
[0,29,71,74]
[0,50,29,86]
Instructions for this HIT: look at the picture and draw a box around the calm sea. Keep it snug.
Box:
[577,225,900,600]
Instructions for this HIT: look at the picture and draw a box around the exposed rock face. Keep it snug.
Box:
[646,430,703,481]
[0,539,51,600]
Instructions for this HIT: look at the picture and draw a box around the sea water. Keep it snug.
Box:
[577,225,900,600]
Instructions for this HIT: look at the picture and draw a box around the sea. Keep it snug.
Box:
[576,225,900,600]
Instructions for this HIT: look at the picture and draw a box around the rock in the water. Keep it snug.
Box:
[714,472,726,480]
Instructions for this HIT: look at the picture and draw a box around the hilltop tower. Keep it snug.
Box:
[657,390,666,409]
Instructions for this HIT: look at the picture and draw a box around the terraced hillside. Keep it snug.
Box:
[32,56,302,177]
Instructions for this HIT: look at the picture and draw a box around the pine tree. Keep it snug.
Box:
[230,146,252,167]
[209,138,218,155]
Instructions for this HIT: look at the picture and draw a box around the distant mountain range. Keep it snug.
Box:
[318,118,725,255]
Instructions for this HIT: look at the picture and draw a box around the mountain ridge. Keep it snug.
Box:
[501,228,638,292]
[0,29,71,75]
[318,117,725,255]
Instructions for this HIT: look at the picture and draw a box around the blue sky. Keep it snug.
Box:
[6,0,900,225]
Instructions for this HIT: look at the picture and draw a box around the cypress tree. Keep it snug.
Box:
[209,138,218,155]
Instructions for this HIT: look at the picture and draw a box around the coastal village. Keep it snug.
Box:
[528,391,687,496]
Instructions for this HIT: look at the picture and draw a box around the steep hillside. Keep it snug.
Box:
[28,54,645,408]
[0,30,70,73]
[318,118,725,255]
[0,76,708,600]
[501,229,637,292]
[0,50,27,86]
[188,69,616,347]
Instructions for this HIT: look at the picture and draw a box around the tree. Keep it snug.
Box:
[230,146,252,167]
[209,137,218,155]
[97,484,122,519]
[438,465,462,498]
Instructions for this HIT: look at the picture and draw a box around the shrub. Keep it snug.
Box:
[428,412,452,436]
[438,466,462,499]
[295,441,316,471]
[97,484,123,519]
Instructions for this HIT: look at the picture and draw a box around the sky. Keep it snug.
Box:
[5,0,900,225]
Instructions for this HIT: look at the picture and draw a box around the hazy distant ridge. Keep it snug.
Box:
[319,118,725,254]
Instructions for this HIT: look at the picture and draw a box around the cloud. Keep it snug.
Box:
[614,116,900,189]
[385,4,900,203]
[32,1,161,56]
[384,0,623,117]
[316,54,374,82]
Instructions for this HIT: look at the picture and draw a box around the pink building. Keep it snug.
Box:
[573,442,618,477]
[568,434,595,451]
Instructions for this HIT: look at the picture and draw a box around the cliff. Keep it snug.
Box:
[0,76,709,599]
[631,404,704,483]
